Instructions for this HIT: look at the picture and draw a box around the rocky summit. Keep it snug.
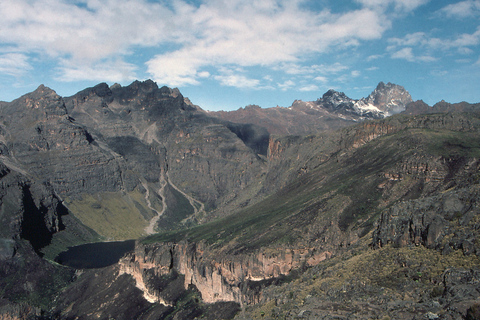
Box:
[1,80,480,320]
[211,82,413,135]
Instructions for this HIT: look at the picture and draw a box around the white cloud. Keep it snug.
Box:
[367,54,383,61]
[57,58,138,82]
[123,1,391,87]
[214,73,260,88]
[355,0,430,12]
[0,53,32,76]
[0,0,413,87]
[351,70,361,77]
[388,32,427,47]
[299,84,319,92]
[278,80,295,91]
[278,63,349,75]
[387,27,480,63]
[389,28,480,51]
[390,47,436,62]
[391,47,415,60]
[263,75,273,82]
[314,76,328,83]
[438,0,480,18]
[0,0,175,61]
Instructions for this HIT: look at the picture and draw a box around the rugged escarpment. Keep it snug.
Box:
[119,108,480,318]
[373,185,480,253]
[0,162,82,317]
[63,80,268,221]
[0,85,127,198]
[119,241,331,305]
[0,81,271,240]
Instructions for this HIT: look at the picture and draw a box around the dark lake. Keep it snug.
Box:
[55,239,136,269]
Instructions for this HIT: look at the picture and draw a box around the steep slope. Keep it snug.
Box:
[0,81,269,242]
[92,111,480,320]
[0,162,93,318]
[211,82,412,135]
[63,80,269,224]
[1,81,480,320]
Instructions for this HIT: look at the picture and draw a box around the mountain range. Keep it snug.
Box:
[0,80,479,320]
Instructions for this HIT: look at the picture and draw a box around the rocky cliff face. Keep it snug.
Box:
[0,162,67,254]
[373,185,480,254]
[0,81,270,239]
[355,81,413,116]
[0,85,127,198]
[64,80,268,217]
[0,161,79,318]
[119,241,331,305]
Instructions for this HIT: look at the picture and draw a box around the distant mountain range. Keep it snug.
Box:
[1,80,480,320]
[210,82,414,135]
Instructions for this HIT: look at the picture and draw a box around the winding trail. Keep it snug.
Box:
[142,137,205,234]
[144,169,168,235]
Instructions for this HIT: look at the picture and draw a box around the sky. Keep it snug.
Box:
[0,0,479,111]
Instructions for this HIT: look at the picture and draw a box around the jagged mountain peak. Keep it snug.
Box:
[313,81,412,118]
[32,84,59,97]
[317,89,355,111]
[3,84,67,118]
[321,89,349,99]
[112,80,182,98]
[360,81,413,116]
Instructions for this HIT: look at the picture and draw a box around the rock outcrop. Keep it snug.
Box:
[119,241,330,305]
[373,185,480,254]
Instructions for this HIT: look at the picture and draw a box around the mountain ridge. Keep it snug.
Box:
[210,81,413,135]
[1,80,480,319]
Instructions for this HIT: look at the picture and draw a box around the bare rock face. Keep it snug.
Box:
[119,241,330,305]
[64,80,267,213]
[373,185,480,254]
[0,162,78,316]
[356,81,413,116]
[0,162,67,254]
[0,85,127,198]
[0,81,270,239]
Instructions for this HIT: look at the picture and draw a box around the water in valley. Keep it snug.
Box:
[55,239,136,269]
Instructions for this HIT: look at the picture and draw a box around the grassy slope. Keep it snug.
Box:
[143,113,480,254]
[64,189,154,240]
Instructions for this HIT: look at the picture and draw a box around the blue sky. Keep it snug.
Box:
[0,0,479,111]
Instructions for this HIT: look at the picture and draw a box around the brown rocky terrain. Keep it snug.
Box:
[0,80,480,319]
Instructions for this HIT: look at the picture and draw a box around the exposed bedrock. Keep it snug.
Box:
[119,241,331,305]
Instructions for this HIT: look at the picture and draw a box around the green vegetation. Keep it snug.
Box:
[243,245,480,319]
[144,121,480,257]
[423,129,480,158]
[65,190,154,240]
[156,184,195,231]
[41,217,100,260]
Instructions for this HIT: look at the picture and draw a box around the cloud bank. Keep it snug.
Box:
[1,0,477,96]
[0,0,416,88]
